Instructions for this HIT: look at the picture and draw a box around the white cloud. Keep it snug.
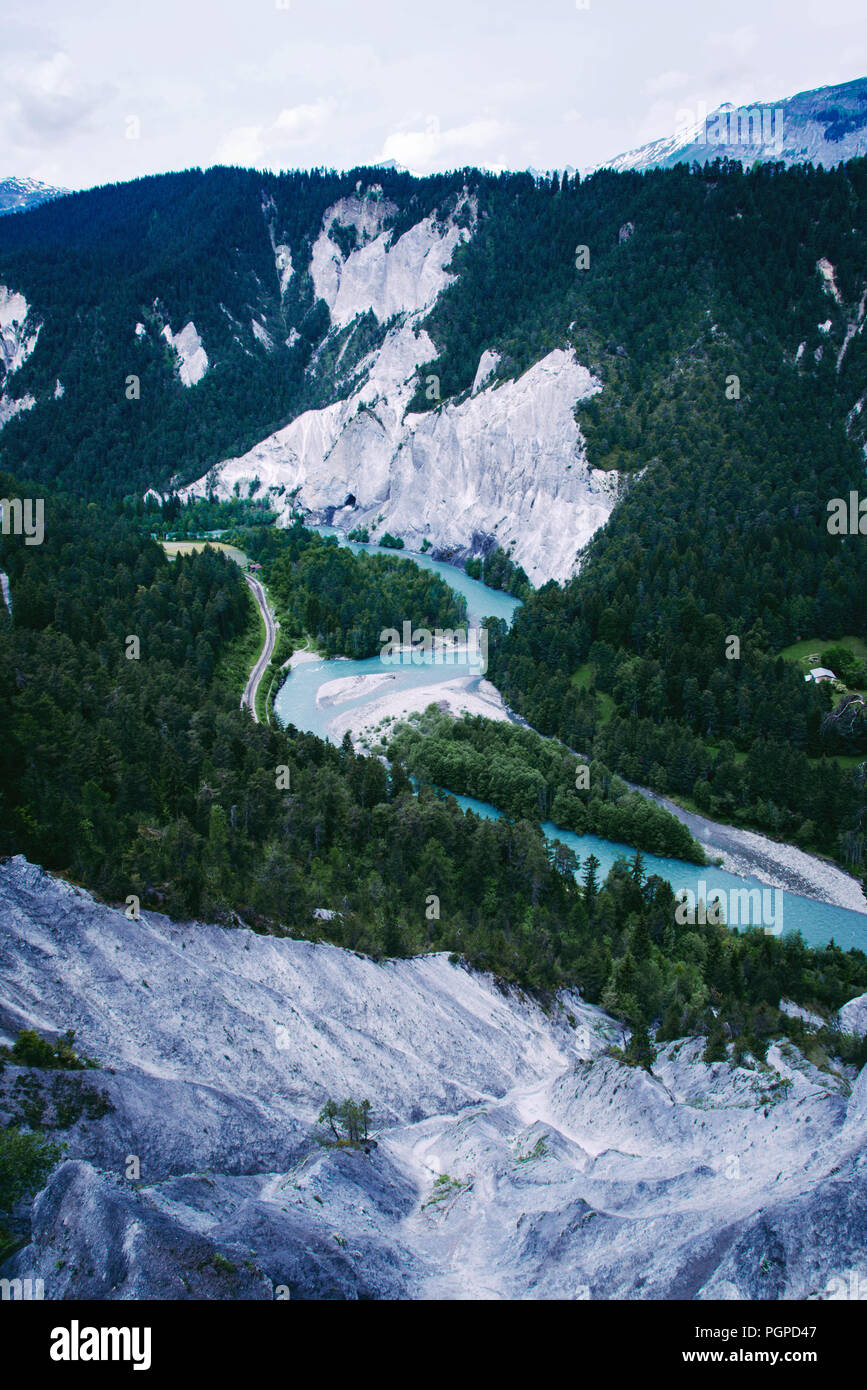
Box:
[644,69,690,96]
[216,100,331,168]
[5,49,113,143]
[381,116,504,174]
[707,26,758,62]
[216,124,265,167]
[3,0,867,192]
[273,101,331,142]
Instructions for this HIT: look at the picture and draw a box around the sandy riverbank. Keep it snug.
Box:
[287,648,326,670]
[317,672,398,707]
[327,676,509,749]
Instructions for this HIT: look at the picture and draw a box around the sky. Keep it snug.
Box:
[4,0,867,191]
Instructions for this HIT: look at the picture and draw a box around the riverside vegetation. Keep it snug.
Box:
[1,487,866,1074]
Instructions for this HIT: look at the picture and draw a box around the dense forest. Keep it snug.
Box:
[129,492,279,538]
[0,482,575,986]
[235,522,467,658]
[464,547,532,601]
[0,165,478,498]
[2,484,867,1069]
[3,156,867,1069]
[387,709,704,862]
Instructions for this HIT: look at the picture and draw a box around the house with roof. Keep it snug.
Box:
[804,667,836,683]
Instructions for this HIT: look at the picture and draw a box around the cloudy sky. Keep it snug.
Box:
[4,0,866,190]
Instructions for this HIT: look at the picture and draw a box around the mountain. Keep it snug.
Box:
[2,156,866,585]
[0,176,67,217]
[3,856,867,1300]
[0,165,624,581]
[602,76,867,174]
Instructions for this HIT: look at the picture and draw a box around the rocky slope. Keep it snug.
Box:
[2,856,866,1301]
[182,193,620,583]
[0,285,39,426]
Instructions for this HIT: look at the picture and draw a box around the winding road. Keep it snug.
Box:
[241,572,277,723]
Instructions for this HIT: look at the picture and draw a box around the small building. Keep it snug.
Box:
[804,667,836,683]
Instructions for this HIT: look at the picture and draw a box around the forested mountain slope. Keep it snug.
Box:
[3,158,866,584]
[4,485,865,1058]
[2,155,867,864]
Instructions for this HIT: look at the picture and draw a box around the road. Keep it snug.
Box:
[241,572,277,723]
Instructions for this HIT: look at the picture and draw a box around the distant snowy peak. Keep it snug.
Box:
[0,176,68,216]
[600,76,867,174]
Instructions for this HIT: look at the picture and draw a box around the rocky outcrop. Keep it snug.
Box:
[839,992,867,1037]
[183,338,618,584]
[160,321,208,387]
[2,856,866,1301]
[0,285,40,426]
[181,192,622,585]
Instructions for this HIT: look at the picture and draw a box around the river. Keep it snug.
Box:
[273,528,867,951]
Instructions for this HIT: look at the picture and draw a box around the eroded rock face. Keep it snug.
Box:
[181,191,622,585]
[2,856,867,1301]
[160,320,208,387]
[0,285,40,426]
[184,340,617,585]
[310,195,461,329]
[3,1161,273,1300]
[839,992,867,1037]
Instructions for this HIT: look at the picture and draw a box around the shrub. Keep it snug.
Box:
[0,1126,63,1259]
[0,1028,95,1072]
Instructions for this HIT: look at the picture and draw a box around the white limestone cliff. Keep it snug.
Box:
[180,192,621,584]
[0,285,40,426]
[161,320,208,387]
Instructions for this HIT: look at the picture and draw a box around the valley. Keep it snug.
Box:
[2,68,867,1311]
